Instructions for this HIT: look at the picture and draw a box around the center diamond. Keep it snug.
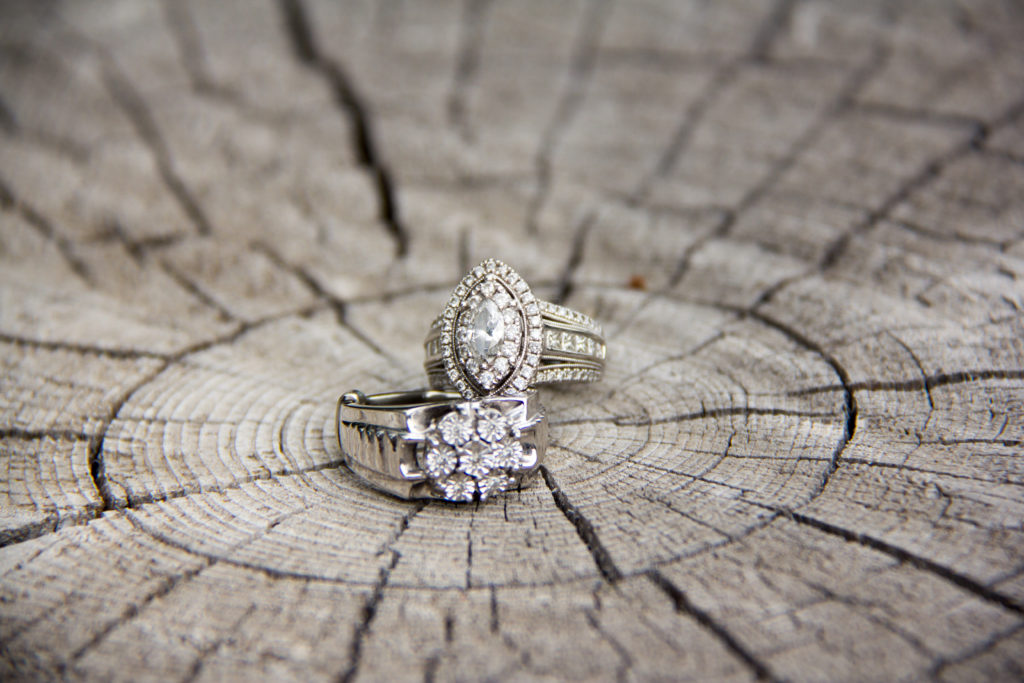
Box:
[441,259,542,398]
[468,298,504,360]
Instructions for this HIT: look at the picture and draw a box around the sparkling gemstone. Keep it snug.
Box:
[457,444,491,478]
[492,357,510,376]
[505,316,522,340]
[475,408,508,443]
[422,441,457,478]
[467,298,505,360]
[499,441,527,468]
[481,442,506,469]
[477,473,513,500]
[438,411,474,446]
[441,473,477,502]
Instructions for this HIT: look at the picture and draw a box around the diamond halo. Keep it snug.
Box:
[441,259,543,399]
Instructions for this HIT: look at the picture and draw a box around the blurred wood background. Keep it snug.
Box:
[1,0,1023,680]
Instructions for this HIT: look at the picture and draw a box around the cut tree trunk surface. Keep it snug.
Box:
[1,0,1023,681]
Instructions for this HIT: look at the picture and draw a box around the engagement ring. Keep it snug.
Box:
[424,259,606,399]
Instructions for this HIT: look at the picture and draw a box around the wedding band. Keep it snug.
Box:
[424,259,606,399]
[337,389,547,502]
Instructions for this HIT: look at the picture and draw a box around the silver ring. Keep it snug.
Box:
[337,389,547,502]
[424,259,606,399]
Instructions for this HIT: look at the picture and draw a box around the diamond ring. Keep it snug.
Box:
[424,259,606,399]
[337,389,547,502]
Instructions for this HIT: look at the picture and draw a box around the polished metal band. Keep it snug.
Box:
[424,300,606,390]
[337,389,546,502]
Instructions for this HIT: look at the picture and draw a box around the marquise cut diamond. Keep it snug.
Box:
[468,298,504,360]
[455,281,524,393]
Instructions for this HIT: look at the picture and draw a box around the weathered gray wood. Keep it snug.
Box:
[1,0,1023,680]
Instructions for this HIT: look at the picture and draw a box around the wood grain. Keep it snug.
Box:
[1,0,1023,680]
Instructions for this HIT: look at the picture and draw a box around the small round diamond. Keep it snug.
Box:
[421,441,457,479]
[475,408,508,442]
[441,473,477,502]
[481,441,506,469]
[504,316,522,340]
[457,444,491,478]
[477,473,513,500]
[498,440,527,468]
[492,357,510,376]
[438,411,474,446]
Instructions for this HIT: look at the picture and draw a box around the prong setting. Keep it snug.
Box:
[441,259,543,398]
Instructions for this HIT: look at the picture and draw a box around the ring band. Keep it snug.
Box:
[423,259,606,399]
[337,389,547,501]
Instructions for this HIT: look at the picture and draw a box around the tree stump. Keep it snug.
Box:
[2,0,1023,680]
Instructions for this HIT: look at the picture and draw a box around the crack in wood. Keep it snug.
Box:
[550,405,837,427]
[646,569,779,682]
[278,0,409,258]
[552,210,596,304]
[158,260,237,323]
[0,89,17,133]
[745,309,857,498]
[180,603,258,683]
[90,218,186,262]
[0,332,168,360]
[57,505,311,670]
[540,463,784,679]
[783,510,1024,617]
[793,368,1024,396]
[84,310,316,518]
[119,458,346,510]
[539,465,622,583]
[251,241,400,365]
[819,94,1024,270]
[0,427,91,442]
[928,620,1024,678]
[524,0,610,235]
[0,174,92,281]
[631,0,796,203]
[160,0,224,97]
[584,609,633,683]
[61,557,212,672]
[839,457,1023,486]
[338,503,424,683]
[447,0,492,144]
[97,52,215,237]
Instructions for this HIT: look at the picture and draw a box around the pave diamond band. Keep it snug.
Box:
[338,389,546,502]
[424,259,606,398]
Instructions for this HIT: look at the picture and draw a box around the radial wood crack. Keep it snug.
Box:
[278,0,409,258]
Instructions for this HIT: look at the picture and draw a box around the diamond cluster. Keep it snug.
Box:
[442,260,543,398]
[418,403,532,501]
